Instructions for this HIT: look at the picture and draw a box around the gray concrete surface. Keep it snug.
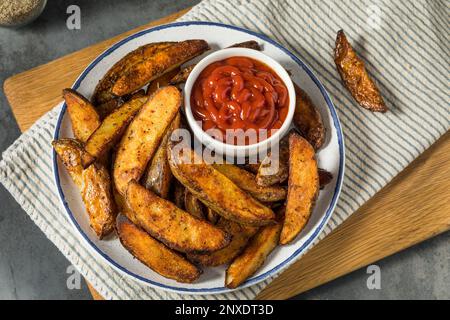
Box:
[0,0,448,300]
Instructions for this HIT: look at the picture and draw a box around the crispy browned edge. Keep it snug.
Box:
[111,40,210,96]
[292,83,326,150]
[125,180,231,254]
[62,89,101,143]
[169,40,261,85]
[116,214,201,283]
[167,140,276,226]
[225,221,282,288]
[334,30,387,113]
[280,132,319,245]
[141,113,181,198]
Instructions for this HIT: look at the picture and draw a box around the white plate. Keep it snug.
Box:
[53,22,345,295]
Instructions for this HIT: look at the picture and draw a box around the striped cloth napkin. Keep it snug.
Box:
[1,0,448,300]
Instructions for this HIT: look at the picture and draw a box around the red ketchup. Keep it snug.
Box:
[190,56,289,145]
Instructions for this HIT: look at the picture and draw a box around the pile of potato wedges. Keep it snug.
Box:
[51,32,381,289]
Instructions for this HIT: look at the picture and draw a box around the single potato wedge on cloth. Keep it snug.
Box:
[53,139,117,239]
[113,86,181,195]
[116,214,201,283]
[280,132,319,245]
[334,30,387,113]
[188,218,259,267]
[213,163,287,202]
[111,40,209,97]
[225,220,282,289]
[292,83,326,150]
[167,139,276,226]
[141,113,181,199]
[83,96,148,167]
[62,89,101,143]
[126,180,231,254]
[256,134,290,187]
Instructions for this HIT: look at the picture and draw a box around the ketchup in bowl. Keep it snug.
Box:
[190,56,289,145]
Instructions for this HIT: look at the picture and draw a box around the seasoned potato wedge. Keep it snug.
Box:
[52,139,87,188]
[171,180,186,210]
[92,42,174,104]
[111,40,209,97]
[319,169,333,189]
[81,163,117,238]
[256,135,289,187]
[63,89,100,143]
[113,87,181,195]
[334,30,387,113]
[116,214,201,283]
[141,113,181,198]
[53,139,116,239]
[84,96,148,167]
[167,140,276,226]
[242,162,261,174]
[146,67,180,96]
[184,190,205,220]
[225,221,281,288]
[280,132,319,245]
[126,181,230,253]
[213,163,287,202]
[292,83,326,150]
[188,218,258,267]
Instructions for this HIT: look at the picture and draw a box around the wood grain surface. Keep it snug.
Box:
[4,8,450,300]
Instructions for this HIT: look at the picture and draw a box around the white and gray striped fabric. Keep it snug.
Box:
[1,0,448,300]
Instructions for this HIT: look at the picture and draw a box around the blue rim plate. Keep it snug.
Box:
[53,21,345,295]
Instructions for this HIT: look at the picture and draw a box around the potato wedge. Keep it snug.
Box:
[84,96,148,167]
[213,163,287,202]
[319,169,333,189]
[184,190,205,220]
[81,163,117,238]
[63,89,101,143]
[167,140,276,226]
[169,40,261,85]
[116,214,201,283]
[92,42,175,104]
[126,180,230,253]
[111,40,209,97]
[242,162,260,174]
[256,135,289,187]
[171,180,186,210]
[188,218,258,267]
[334,30,387,113]
[52,139,87,188]
[53,139,117,239]
[113,86,181,195]
[292,83,326,150]
[225,221,281,288]
[146,67,180,96]
[280,132,319,245]
[141,113,181,198]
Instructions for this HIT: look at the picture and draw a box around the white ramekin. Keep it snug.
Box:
[184,48,296,158]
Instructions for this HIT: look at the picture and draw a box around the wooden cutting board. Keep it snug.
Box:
[4,8,450,300]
